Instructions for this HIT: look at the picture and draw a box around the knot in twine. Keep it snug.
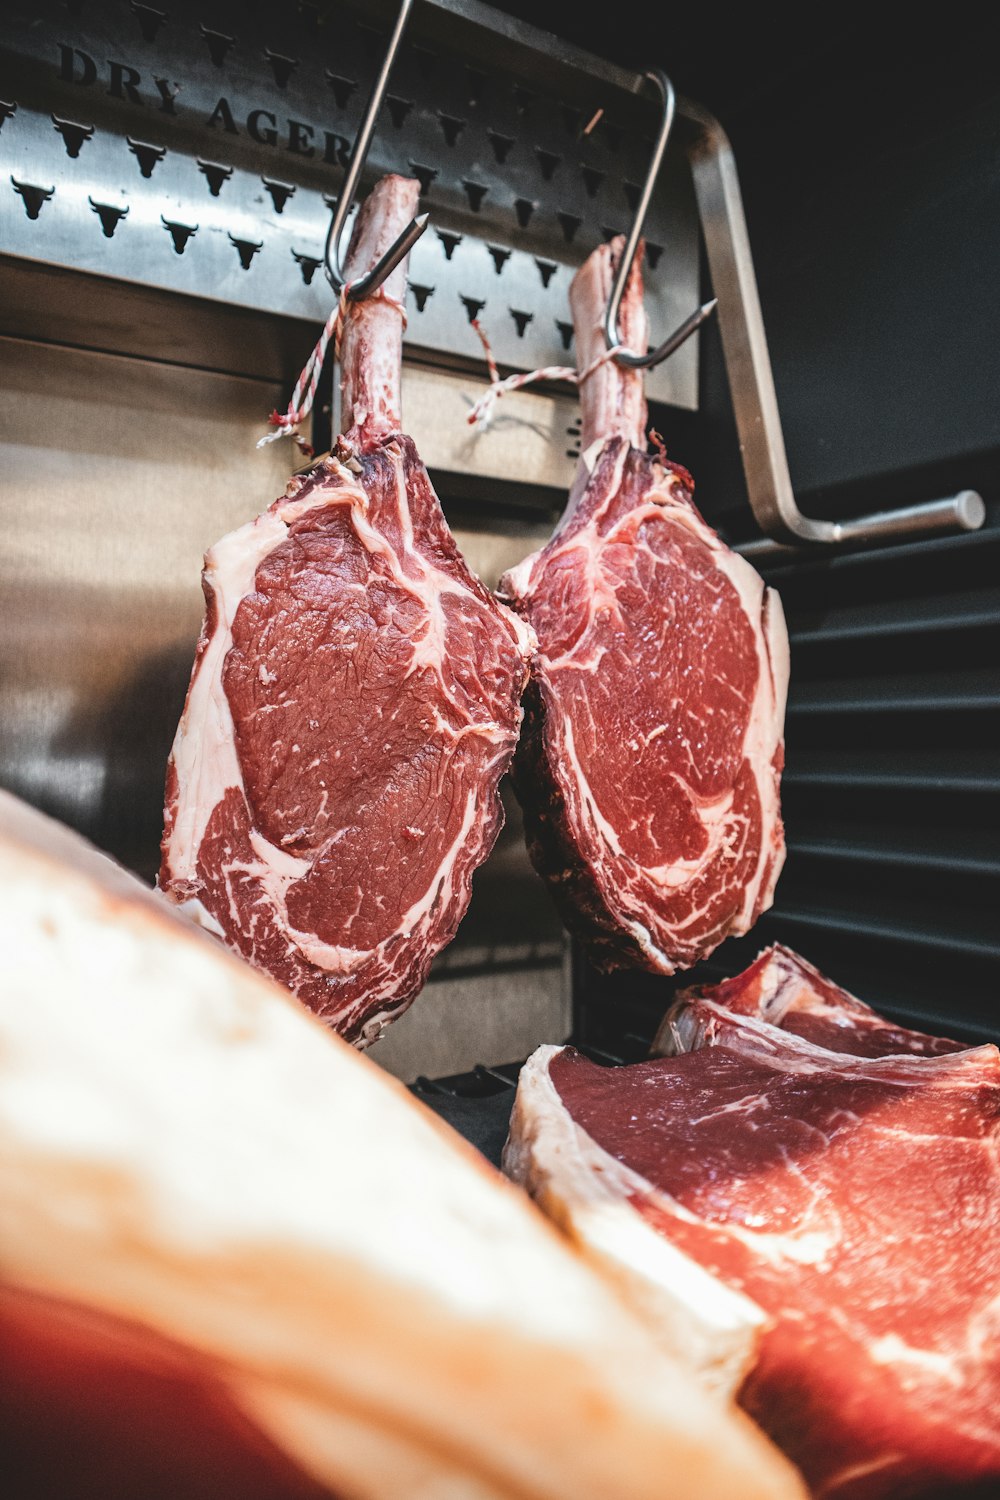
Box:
[466,319,618,429]
[258,282,407,458]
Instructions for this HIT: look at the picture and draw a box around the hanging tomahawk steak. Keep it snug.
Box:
[499,240,788,975]
[159,176,532,1046]
[505,995,1000,1498]
[654,942,967,1059]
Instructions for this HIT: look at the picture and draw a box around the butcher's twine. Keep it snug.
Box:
[258,291,610,453]
[257,283,407,458]
[466,319,619,429]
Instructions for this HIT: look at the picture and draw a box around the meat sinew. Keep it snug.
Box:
[498,237,788,976]
[655,942,967,1060]
[506,1011,1000,1499]
[159,175,532,1046]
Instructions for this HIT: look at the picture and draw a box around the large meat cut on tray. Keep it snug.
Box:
[0,787,807,1500]
[504,948,1000,1499]
[499,235,789,977]
[655,942,967,1059]
[159,176,532,1046]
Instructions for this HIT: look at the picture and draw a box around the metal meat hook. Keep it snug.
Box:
[323,0,430,300]
[604,68,717,370]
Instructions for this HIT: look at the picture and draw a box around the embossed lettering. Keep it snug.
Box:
[108,60,143,107]
[206,96,239,134]
[247,109,278,147]
[323,130,350,167]
[58,44,97,86]
[286,119,314,157]
[153,77,179,115]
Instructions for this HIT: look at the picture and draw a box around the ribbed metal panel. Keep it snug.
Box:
[574,511,1000,1054]
[757,515,998,1036]
[783,749,999,795]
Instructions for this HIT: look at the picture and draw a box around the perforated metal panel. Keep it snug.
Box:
[0,0,700,405]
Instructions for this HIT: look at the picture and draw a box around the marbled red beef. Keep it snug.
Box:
[499,239,788,976]
[659,943,967,1059]
[530,1025,1000,1499]
[1,1284,336,1500]
[159,176,531,1044]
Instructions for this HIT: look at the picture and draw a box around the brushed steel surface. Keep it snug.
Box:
[0,0,701,406]
[0,257,319,384]
[402,362,580,490]
[368,948,569,1082]
[0,334,292,879]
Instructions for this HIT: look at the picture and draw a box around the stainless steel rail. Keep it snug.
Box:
[681,100,985,553]
[601,69,716,371]
[322,0,430,300]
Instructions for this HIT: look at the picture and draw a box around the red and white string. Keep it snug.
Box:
[258,283,407,457]
[259,295,606,453]
[466,318,618,429]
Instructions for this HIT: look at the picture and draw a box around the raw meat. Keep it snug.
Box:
[506,1025,1000,1499]
[0,787,807,1500]
[159,176,532,1045]
[2,1285,333,1500]
[499,237,788,976]
[503,1042,769,1399]
[655,942,966,1059]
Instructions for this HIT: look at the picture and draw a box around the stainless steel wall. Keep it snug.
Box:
[0,333,292,876]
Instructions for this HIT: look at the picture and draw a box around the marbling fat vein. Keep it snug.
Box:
[500,235,789,974]
[506,968,1000,1500]
[159,175,532,1044]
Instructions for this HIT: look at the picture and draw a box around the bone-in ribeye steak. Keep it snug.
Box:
[159,176,531,1045]
[655,942,967,1060]
[505,963,1000,1499]
[499,239,788,976]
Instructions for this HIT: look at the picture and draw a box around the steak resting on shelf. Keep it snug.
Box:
[505,958,1000,1500]
[654,942,967,1059]
[498,236,788,977]
[159,175,532,1046]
